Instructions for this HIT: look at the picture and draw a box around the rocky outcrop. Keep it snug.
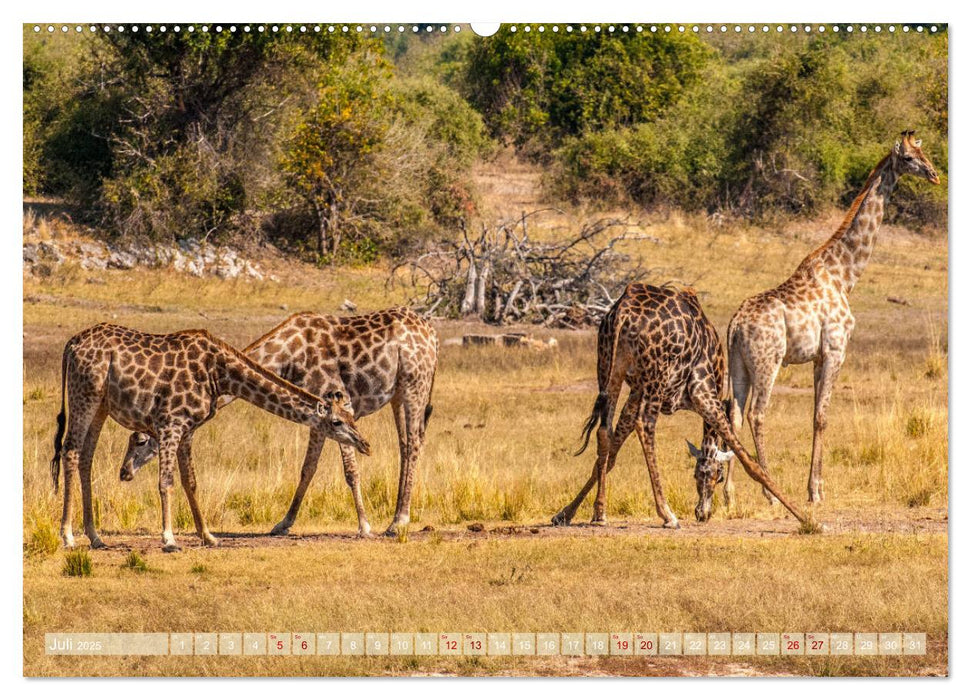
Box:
[23,235,267,281]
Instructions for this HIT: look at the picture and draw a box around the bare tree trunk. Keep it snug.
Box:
[313,200,328,255]
[460,258,478,315]
[329,201,341,256]
[500,279,524,322]
[475,260,490,318]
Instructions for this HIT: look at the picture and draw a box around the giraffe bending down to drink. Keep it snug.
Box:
[552,284,806,528]
[726,131,940,505]
[50,323,370,552]
[120,308,439,537]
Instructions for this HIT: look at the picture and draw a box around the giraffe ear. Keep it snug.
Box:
[893,140,902,155]
[686,440,702,459]
[715,449,735,463]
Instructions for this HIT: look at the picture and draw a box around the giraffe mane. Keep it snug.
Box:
[206,332,331,406]
[243,312,311,353]
[807,152,893,258]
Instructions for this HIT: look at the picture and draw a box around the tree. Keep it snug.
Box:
[281,50,396,257]
[462,29,710,149]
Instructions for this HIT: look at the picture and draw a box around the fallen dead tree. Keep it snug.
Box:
[389,211,652,327]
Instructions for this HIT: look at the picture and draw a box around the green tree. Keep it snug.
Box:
[463,29,710,149]
[281,50,396,257]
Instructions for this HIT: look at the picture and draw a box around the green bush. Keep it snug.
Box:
[23,27,948,251]
[548,31,948,229]
[62,549,92,577]
[463,29,711,150]
[281,64,491,261]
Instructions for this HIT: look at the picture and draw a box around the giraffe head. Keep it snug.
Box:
[120,390,369,481]
[892,130,940,184]
[314,389,371,456]
[120,432,156,481]
[686,438,733,522]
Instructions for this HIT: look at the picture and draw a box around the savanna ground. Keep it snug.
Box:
[22,156,948,676]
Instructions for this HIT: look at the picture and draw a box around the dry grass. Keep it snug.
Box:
[22,192,948,676]
[23,229,948,533]
[24,533,947,676]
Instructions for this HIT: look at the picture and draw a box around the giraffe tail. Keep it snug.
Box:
[50,343,69,494]
[575,394,608,456]
[725,315,744,430]
[421,348,438,440]
[575,301,622,456]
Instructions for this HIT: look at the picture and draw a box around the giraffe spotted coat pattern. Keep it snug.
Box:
[552,284,807,528]
[726,131,940,505]
[50,323,370,552]
[121,308,439,537]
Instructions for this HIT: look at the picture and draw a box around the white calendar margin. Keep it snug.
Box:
[5,0,960,697]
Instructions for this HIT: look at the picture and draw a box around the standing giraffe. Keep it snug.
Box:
[552,284,806,528]
[50,323,370,552]
[725,131,940,505]
[120,308,438,537]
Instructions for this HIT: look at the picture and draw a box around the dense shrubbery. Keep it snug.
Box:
[23,29,488,261]
[462,30,710,153]
[544,33,948,229]
[23,26,948,261]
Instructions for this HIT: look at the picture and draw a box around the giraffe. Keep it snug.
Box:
[50,323,370,552]
[551,284,807,528]
[725,131,940,506]
[119,308,439,537]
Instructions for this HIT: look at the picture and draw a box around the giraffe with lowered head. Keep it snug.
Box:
[120,308,439,537]
[725,131,940,505]
[552,283,807,529]
[51,323,370,552]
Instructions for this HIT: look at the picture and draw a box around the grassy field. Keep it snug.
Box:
[22,191,948,676]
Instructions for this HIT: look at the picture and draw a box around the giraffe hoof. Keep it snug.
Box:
[663,520,681,530]
[551,512,570,527]
[203,537,220,547]
[590,518,607,527]
[269,523,291,536]
[89,537,107,549]
[162,543,181,553]
[383,526,407,538]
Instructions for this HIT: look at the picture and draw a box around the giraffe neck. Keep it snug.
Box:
[815,155,898,293]
[215,346,322,427]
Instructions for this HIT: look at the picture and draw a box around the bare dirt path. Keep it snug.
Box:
[83,507,947,553]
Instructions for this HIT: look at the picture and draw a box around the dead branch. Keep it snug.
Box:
[388,211,653,327]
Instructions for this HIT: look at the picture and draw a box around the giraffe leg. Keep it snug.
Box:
[271,429,326,536]
[386,394,424,536]
[60,398,100,548]
[157,430,183,553]
[554,392,639,526]
[635,409,679,529]
[809,350,844,503]
[340,444,372,537]
[724,358,751,512]
[591,392,641,524]
[59,448,80,548]
[747,360,782,505]
[78,407,108,548]
[176,434,217,546]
